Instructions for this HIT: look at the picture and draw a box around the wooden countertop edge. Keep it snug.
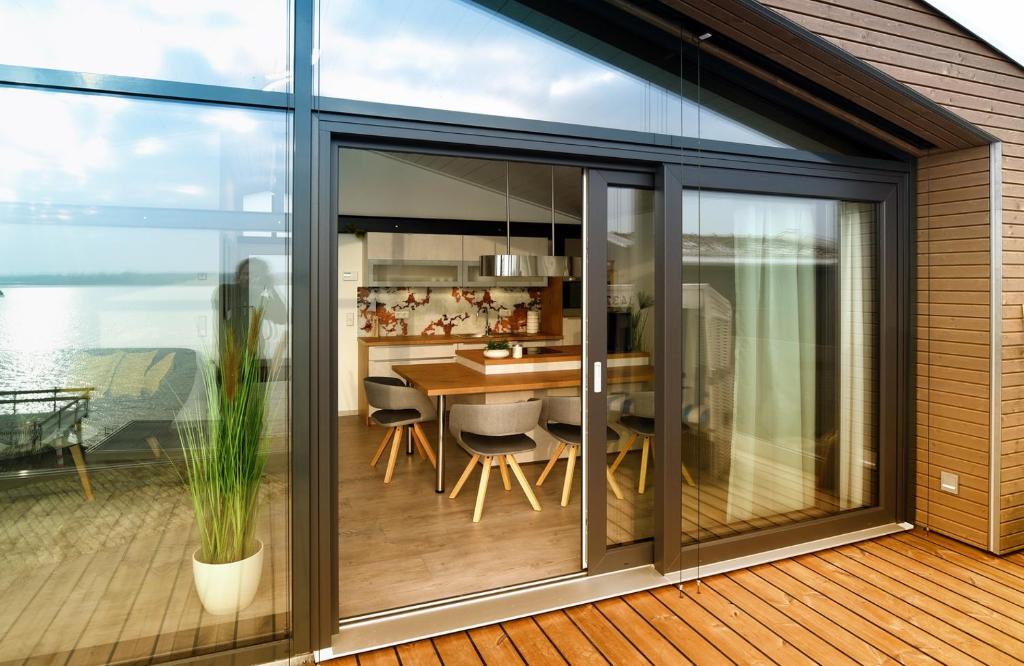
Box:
[358,333,562,346]
[391,363,653,396]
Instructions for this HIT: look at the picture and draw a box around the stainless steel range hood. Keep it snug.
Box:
[479,162,571,278]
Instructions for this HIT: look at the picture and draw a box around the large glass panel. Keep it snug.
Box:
[337,148,584,618]
[680,191,878,546]
[0,1,291,90]
[318,0,870,153]
[0,87,291,663]
[605,185,657,547]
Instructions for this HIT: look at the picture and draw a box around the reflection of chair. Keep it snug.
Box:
[363,377,437,484]
[608,392,697,494]
[536,396,621,506]
[448,401,542,522]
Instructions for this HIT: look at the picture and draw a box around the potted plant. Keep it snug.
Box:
[484,340,511,359]
[180,308,271,616]
[629,291,654,353]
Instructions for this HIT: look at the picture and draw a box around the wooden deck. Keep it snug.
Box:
[335,529,1024,665]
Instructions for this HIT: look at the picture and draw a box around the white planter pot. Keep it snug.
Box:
[192,540,264,615]
[483,349,510,359]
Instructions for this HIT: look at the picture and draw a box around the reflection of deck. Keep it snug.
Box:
[0,460,288,664]
[340,529,1024,665]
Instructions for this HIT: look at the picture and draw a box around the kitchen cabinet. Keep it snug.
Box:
[364,232,552,287]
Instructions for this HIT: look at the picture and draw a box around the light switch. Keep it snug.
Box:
[939,470,959,495]
[345,312,355,326]
[342,271,358,282]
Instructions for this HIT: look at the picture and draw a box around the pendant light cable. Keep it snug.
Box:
[505,161,512,255]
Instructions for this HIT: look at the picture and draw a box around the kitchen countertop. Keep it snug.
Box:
[455,345,649,365]
[391,361,654,396]
[358,333,562,346]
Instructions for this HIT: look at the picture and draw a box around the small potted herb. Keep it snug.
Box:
[484,340,511,359]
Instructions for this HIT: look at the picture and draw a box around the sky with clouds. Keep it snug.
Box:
[926,0,1024,66]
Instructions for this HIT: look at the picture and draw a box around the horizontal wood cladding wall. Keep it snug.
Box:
[758,0,1024,550]
[916,147,991,549]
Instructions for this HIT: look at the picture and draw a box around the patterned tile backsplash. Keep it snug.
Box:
[358,287,543,337]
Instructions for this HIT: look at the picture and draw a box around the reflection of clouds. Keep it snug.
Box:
[0,0,289,89]
[0,88,286,210]
[316,0,788,145]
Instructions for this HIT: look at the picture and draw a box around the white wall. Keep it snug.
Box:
[338,233,364,413]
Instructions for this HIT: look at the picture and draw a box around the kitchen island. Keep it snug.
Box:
[392,346,653,492]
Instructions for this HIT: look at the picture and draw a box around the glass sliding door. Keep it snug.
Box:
[680,191,879,547]
[584,170,659,572]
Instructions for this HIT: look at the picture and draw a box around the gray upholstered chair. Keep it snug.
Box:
[535,396,623,506]
[363,377,437,484]
[447,400,542,522]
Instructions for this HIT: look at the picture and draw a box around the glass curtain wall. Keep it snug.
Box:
[0,4,293,661]
[680,191,879,546]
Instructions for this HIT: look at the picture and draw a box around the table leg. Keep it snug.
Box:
[405,380,414,455]
[436,394,445,493]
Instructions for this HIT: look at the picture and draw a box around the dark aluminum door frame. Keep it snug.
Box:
[316,111,912,637]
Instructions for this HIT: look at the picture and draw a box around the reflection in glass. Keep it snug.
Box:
[0,0,291,90]
[605,186,657,546]
[319,0,860,152]
[0,87,290,663]
[681,192,877,545]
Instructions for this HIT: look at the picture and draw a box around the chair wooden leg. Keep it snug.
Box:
[609,432,638,475]
[145,436,161,459]
[370,427,395,466]
[473,456,492,522]
[535,442,566,487]
[412,423,437,468]
[607,466,624,500]
[638,437,650,494]
[682,462,696,487]
[507,456,541,511]
[384,426,403,484]
[450,454,480,499]
[68,443,94,502]
[498,455,512,491]
[561,446,577,507]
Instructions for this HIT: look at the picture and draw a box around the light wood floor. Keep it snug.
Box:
[335,529,1024,665]
[0,459,289,666]
[338,416,584,618]
[338,416,846,619]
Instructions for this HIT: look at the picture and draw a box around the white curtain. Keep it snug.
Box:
[839,202,876,509]
[726,201,819,523]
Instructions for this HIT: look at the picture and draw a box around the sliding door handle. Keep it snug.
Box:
[593,361,603,393]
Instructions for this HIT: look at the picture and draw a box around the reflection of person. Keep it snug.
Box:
[216,258,287,361]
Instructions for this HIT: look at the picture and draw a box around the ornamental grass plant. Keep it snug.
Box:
[181,308,269,565]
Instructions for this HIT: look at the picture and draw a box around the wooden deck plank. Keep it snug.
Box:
[593,596,690,666]
[662,580,815,666]
[467,624,525,665]
[356,647,400,666]
[728,567,892,664]
[432,632,484,666]
[533,611,609,666]
[773,557,983,666]
[750,562,936,664]
[499,617,566,665]
[815,548,1024,662]
[563,604,649,665]
[395,639,441,666]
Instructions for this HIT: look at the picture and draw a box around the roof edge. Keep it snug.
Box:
[733,0,999,148]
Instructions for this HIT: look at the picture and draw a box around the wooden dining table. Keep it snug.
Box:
[391,362,654,493]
